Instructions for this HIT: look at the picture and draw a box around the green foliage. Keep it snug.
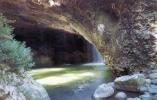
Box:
[0,40,34,68]
[0,15,13,36]
[0,15,34,69]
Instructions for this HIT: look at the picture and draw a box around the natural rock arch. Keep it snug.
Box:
[0,0,156,73]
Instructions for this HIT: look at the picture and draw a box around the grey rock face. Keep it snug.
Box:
[115,92,127,100]
[0,64,50,100]
[93,83,114,99]
[0,85,26,100]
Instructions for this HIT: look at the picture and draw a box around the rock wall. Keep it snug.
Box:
[0,0,156,73]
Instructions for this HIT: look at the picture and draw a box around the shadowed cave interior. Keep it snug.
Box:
[14,26,101,67]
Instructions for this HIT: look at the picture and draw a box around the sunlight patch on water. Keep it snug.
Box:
[29,68,66,75]
[36,72,95,86]
[81,63,105,66]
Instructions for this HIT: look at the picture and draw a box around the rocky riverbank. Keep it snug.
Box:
[94,69,157,100]
[0,64,50,100]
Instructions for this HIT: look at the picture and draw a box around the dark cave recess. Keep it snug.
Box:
[14,26,95,67]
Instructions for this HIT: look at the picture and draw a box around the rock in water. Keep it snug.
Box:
[151,79,157,85]
[151,69,157,73]
[17,82,50,100]
[148,73,157,79]
[93,83,114,99]
[148,85,157,94]
[115,92,127,100]
[127,97,141,100]
[139,92,151,100]
[114,74,146,92]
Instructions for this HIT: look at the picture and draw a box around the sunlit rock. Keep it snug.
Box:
[0,85,26,100]
[151,79,157,85]
[148,85,157,94]
[0,64,50,100]
[127,97,141,100]
[139,92,151,100]
[114,74,146,92]
[115,92,127,100]
[148,73,157,79]
[93,83,114,99]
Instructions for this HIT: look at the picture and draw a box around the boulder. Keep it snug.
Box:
[107,82,115,88]
[127,97,141,100]
[148,73,157,79]
[148,85,157,94]
[151,94,157,100]
[17,82,50,100]
[151,69,157,73]
[114,74,146,92]
[139,92,151,100]
[151,79,157,85]
[115,92,127,100]
[93,83,114,99]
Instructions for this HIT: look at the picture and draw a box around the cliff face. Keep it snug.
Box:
[0,0,157,72]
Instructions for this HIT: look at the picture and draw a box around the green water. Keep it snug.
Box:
[28,65,115,100]
[28,65,109,89]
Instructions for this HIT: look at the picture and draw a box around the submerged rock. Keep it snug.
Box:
[115,92,127,100]
[114,74,146,92]
[93,83,114,99]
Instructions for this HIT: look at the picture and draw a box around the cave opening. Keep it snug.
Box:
[14,26,103,67]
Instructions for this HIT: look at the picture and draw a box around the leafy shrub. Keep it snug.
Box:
[0,15,34,69]
[0,15,13,36]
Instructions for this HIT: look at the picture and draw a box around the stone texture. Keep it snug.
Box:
[148,85,157,94]
[0,85,26,100]
[148,73,157,79]
[151,79,157,85]
[107,82,115,88]
[115,92,127,100]
[151,94,157,100]
[93,83,114,99]
[127,97,141,100]
[0,64,50,100]
[139,92,151,100]
[151,69,157,73]
[114,74,146,92]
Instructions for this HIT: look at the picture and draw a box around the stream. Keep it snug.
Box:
[45,64,114,100]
